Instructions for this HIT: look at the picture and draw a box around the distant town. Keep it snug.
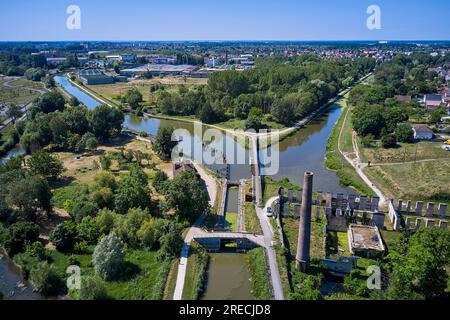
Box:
[0,40,449,304]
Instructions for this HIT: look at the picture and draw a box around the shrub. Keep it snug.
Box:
[5,222,40,256]
[49,221,78,252]
[381,134,397,148]
[78,276,108,300]
[29,262,64,296]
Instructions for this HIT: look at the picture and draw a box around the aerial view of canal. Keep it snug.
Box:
[0,74,353,300]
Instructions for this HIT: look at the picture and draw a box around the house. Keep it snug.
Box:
[413,125,434,140]
[424,94,444,110]
[394,95,412,103]
[173,160,196,177]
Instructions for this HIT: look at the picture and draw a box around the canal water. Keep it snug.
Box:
[201,253,253,300]
[0,75,353,301]
[0,249,45,300]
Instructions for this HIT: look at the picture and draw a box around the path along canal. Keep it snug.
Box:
[1,75,352,300]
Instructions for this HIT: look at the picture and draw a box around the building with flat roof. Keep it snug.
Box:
[78,69,115,85]
[120,64,198,77]
[348,224,385,258]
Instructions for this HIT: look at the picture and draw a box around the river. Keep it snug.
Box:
[0,75,352,300]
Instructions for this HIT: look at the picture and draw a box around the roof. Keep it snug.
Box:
[413,125,433,134]
[425,94,443,102]
[348,224,385,252]
[79,69,105,76]
[395,95,412,103]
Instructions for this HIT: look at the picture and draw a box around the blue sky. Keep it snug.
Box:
[0,0,449,41]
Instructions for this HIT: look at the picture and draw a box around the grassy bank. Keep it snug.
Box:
[182,242,210,300]
[247,248,273,300]
[324,96,375,196]
[244,181,263,234]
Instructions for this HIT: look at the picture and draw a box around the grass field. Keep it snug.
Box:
[363,141,450,164]
[53,135,159,184]
[87,77,207,105]
[49,249,169,300]
[0,77,43,105]
[365,160,450,205]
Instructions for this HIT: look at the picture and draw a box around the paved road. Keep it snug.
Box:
[172,162,219,300]
[337,96,387,207]
[255,200,285,300]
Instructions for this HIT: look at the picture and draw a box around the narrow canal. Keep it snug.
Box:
[0,74,353,300]
[201,253,254,301]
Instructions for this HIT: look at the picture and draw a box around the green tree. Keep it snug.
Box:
[34,91,65,114]
[99,155,112,171]
[92,233,125,281]
[245,107,264,131]
[386,228,450,299]
[117,208,150,248]
[162,169,210,221]
[89,105,124,141]
[6,104,21,122]
[154,126,177,161]
[4,221,40,256]
[124,88,143,110]
[395,123,414,143]
[49,221,78,252]
[27,151,64,181]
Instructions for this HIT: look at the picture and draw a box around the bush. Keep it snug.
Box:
[92,233,124,281]
[381,134,397,148]
[71,201,99,223]
[29,262,64,295]
[78,276,108,300]
[5,222,40,256]
[49,221,78,252]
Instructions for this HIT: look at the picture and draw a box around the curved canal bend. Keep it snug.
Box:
[1,75,351,300]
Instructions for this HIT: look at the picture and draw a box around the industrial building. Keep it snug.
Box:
[78,69,115,85]
[120,64,198,77]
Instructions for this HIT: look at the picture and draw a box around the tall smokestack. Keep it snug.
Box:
[296,172,313,272]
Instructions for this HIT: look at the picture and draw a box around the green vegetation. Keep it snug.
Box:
[247,248,272,300]
[182,242,210,300]
[152,55,375,128]
[224,212,238,232]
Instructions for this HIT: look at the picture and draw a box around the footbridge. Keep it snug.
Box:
[194,231,265,252]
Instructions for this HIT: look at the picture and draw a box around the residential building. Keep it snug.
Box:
[423,94,444,110]
[413,125,434,140]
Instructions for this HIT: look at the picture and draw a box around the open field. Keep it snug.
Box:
[87,77,207,105]
[363,141,450,164]
[365,160,450,205]
[0,76,43,105]
[53,135,160,184]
